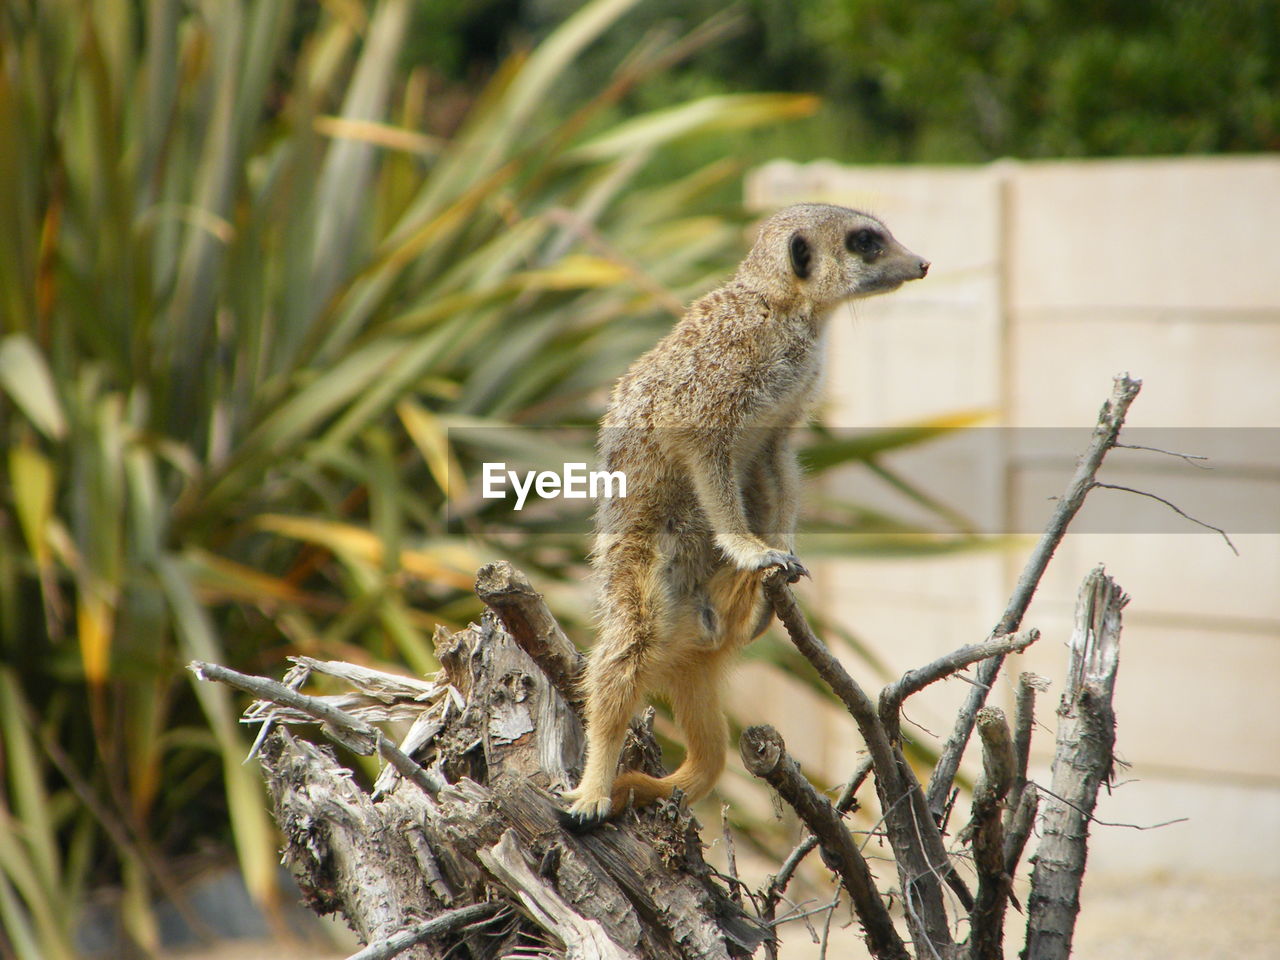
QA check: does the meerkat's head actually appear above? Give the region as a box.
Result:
[737,203,929,312]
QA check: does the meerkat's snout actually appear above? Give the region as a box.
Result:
[917,258,931,278]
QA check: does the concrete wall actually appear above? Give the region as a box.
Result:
[741,156,1280,877]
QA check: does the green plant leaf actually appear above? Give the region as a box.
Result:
[568,93,820,163]
[799,409,994,474]
[8,444,55,569]
[156,556,278,910]
[0,336,66,440]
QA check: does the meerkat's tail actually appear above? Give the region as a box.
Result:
[609,751,725,811]
[608,661,729,813]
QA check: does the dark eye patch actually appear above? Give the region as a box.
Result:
[846,228,884,258]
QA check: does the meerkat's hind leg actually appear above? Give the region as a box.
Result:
[663,654,730,802]
[559,633,650,831]
[589,652,730,821]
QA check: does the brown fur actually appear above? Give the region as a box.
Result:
[562,204,928,825]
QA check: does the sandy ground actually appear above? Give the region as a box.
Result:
[163,871,1280,959]
[774,871,1280,959]
[1049,872,1280,960]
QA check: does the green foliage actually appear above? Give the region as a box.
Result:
[805,0,1280,159]
[0,0,1008,952]
[502,0,1280,168]
[0,0,818,952]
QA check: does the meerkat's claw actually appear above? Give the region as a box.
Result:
[785,559,811,583]
[753,549,809,583]
[558,795,614,833]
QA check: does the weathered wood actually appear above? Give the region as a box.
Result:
[1024,567,1126,960]
[189,659,445,796]
[258,731,445,959]
[200,582,764,960]
[1004,672,1049,835]
[926,374,1142,820]
[474,560,586,708]
[963,708,1015,960]
[740,725,908,960]
[345,902,504,960]
[479,830,636,960]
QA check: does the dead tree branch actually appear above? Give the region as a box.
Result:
[762,573,962,955]
[188,659,445,796]
[761,756,873,937]
[1024,567,1127,960]
[1091,482,1238,554]
[879,630,1039,739]
[962,708,1015,960]
[1005,673,1049,835]
[739,725,909,960]
[474,561,587,706]
[749,377,1147,959]
[926,373,1141,821]
[345,903,506,960]
[1002,784,1038,894]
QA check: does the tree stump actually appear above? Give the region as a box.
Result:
[210,562,766,960]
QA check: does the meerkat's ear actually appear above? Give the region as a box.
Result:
[789,233,811,279]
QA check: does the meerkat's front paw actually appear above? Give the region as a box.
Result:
[747,548,810,583]
[558,789,614,832]
[716,535,805,578]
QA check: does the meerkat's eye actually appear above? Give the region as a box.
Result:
[846,228,884,259]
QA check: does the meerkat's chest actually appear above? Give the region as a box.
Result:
[759,324,827,419]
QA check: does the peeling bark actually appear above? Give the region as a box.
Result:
[200,590,765,960]
[1024,567,1126,960]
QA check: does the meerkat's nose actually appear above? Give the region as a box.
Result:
[917,259,930,278]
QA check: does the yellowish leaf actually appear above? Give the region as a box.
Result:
[313,114,442,155]
[184,549,311,605]
[254,515,476,589]
[76,588,114,684]
[397,399,463,500]
[514,254,631,291]
[0,335,66,440]
[9,444,55,569]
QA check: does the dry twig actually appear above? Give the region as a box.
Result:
[926,373,1142,820]
[740,725,909,960]
[188,659,445,796]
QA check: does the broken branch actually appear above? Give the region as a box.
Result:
[344,902,505,960]
[188,659,445,796]
[926,373,1142,820]
[965,708,1015,960]
[740,725,909,960]
[879,630,1040,737]
[475,561,587,706]
[1024,567,1126,960]
[1005,672,1049,833]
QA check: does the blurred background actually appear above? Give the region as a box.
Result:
[1,1,1276,957]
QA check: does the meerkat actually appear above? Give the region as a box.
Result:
[560,203,929,828]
